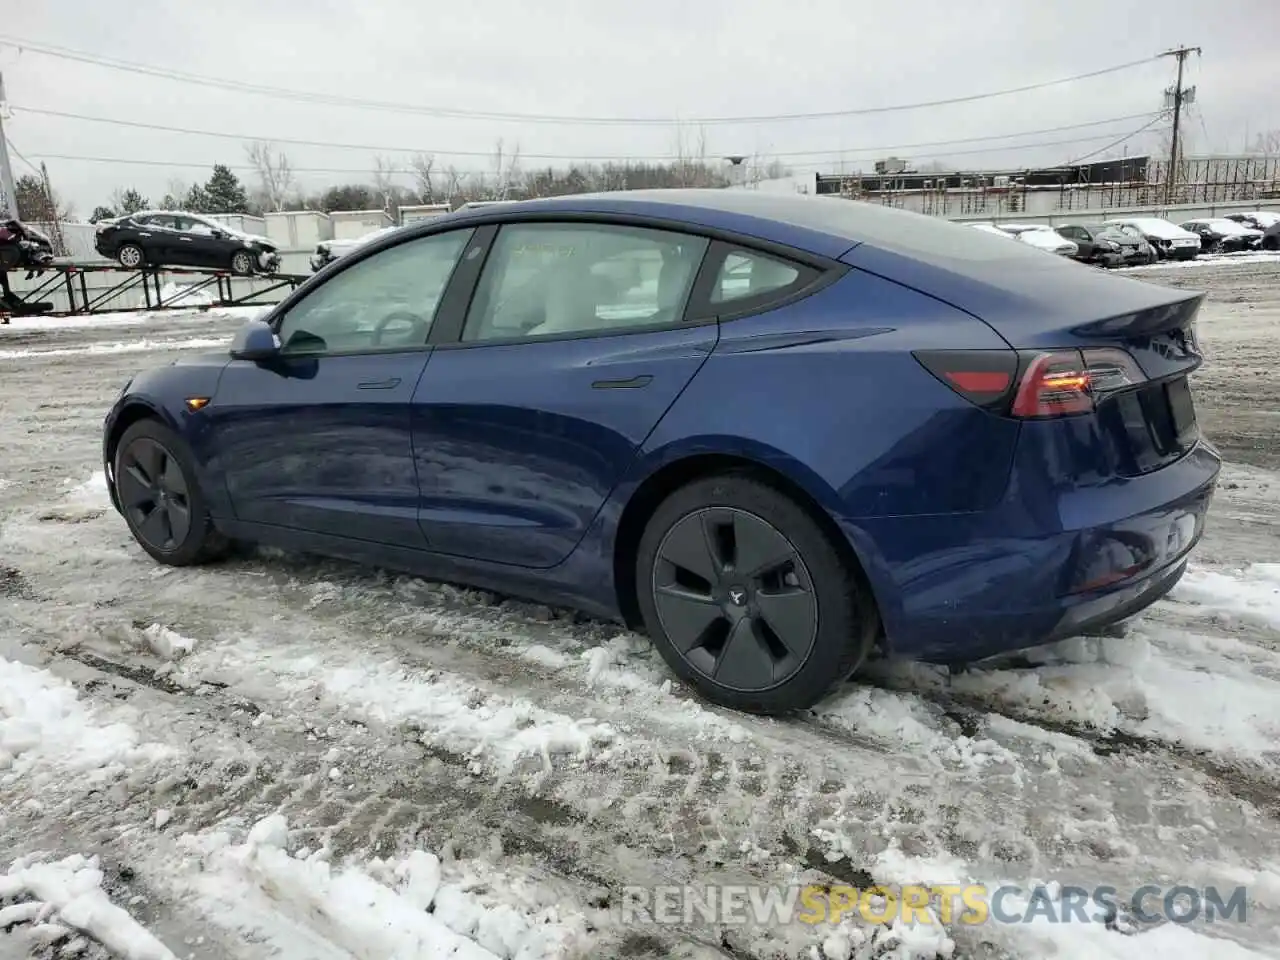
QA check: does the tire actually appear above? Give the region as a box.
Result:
[230,250,255,276]
[112,418,231,566]
[117,244,145,269]
[635,473,877,714]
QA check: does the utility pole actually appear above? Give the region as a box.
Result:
[0,73,18,219]
[1161,45,1201,206]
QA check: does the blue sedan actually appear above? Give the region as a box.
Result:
[102,190,1220,713]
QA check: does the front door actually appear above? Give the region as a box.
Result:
[412,220,715,568]
[206,227,476,548]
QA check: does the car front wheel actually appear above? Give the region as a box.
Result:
[113,419,231,566]
[117,244,145,269]
[635,473,877,714]
[230,250,255,275]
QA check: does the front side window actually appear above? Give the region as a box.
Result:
[461,223,708,342]
[276,228,473,356]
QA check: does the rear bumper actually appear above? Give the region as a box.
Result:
[845,440,1221,663]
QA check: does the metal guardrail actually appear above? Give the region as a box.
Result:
[0,262,309,323]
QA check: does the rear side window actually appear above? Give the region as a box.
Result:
[711,250,802,304]
[690,241,821,320]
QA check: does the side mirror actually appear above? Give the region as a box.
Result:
[229,319,280,361]
[211,229,227,239]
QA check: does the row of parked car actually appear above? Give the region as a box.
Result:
[971,210,1280,266]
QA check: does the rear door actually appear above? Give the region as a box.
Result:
[410,219,714,567]
[207,227,476,548]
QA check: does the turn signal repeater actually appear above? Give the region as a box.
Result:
[185,397,211,412]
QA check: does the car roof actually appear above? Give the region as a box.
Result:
[433,188,1027,260]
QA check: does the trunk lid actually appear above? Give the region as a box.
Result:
[844,243,1207,476]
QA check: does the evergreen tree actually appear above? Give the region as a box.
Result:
[183,183,210,213]
[89,205,117,223]
[202,164,249,213]
[117,188,149,213]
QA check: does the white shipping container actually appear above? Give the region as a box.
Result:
[265,210,333,249]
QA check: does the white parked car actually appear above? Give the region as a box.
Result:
[1103,217,1201,261]
[1223,210,1280,232]
[968,222,1015,238]
[992,223,1079,256]
[310,226,403,272]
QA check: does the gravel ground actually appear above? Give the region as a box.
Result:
[2,258,1279,959]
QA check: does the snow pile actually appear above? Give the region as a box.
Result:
[140,624,198,661]
[149,281,217,308]
[1171,563,1280,631]
[178,815,590,959]
[206,635,620,773]
[815,686,1020,773]
[0,655,172,788]
[1,853,175,959]
[0,337,228,360]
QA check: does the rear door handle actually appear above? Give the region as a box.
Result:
[357,377,402,390]
[591,375,653,390]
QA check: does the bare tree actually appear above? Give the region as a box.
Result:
[440,165,469,207]
[410,153,436,204]
[246,141,294,212]
[1249,129,1280,155]
[488,139,522,201]
[371,154,402,217]
[671,123,712,187]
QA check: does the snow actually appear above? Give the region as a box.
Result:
[0,655,173,786]
[1,854,175,960]
[1124,251,1280,271]
[0,336,228,360]
[0,305,267,332]
[170,815,589,960]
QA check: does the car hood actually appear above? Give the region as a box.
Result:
[1111,220,1199,241]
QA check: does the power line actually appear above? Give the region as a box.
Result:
[12,104,1165,162]
[25,128,1159,179]
[1064,114,1169,165]
[0,35,1160,126]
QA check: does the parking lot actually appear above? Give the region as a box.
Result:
[2,256,1279,959]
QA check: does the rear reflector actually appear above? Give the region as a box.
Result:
[914,347,1150,419]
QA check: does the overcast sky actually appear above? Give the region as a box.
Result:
[6,0,1278,214]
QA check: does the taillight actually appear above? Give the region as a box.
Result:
[1011,351,1093,417]
[913,350,1018,412]
[914,347,1147,419]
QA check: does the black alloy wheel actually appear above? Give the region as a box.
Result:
[117,435,192,552]
[113,419,230,566]
[636,473,877,714]
[652,507,817,692]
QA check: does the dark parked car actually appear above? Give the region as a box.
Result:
[1053,223,1153,267]
[101,190,1219,714]
[1178,218,1263,253]
[0,219,55,272]
[0,219,56,316]
[1263,221,1280,251]
[95,211,280,275]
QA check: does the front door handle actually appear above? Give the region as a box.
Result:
[357,377,402,390]
[591,374,653,390]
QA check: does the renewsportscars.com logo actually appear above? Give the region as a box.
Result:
[619,883,1249,927]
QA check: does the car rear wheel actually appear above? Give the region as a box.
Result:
[117,244,145,269]
[113,419,230,566]
[230,250,255,276]
[635,473,876,714]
